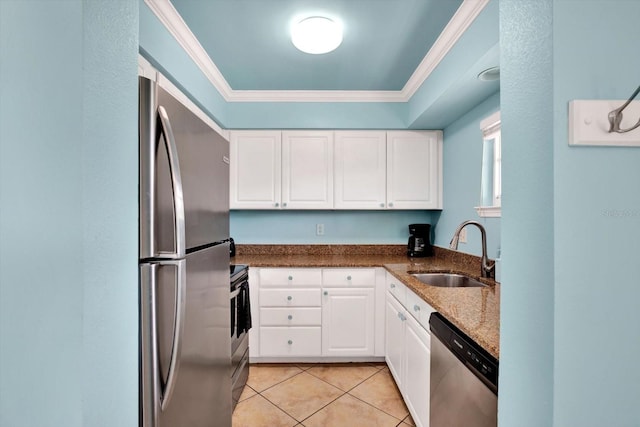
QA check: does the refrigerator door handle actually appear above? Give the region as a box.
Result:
[140,263,160,427]
[157,105,186,258]
[160,258,186,411]
[140,259,187,427]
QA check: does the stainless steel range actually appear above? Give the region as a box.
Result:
[230,264,250,409]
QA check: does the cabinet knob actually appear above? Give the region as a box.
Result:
[274,202,279,207]
[288,340,293,345]
[287,314,293,320]
[397,312,406,321]
[287,295,292,301]
[390,283,396,289]
[323,291,328,296]
[288,275,293,281]
[346,275,352,281]
[414,305,421,312]
[388,202,394,208]
[283,202,288,208]
[380,203,385,208]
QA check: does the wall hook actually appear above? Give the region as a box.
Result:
[608,85,640,133]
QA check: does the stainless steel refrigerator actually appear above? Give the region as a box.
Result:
[139,76,231,427]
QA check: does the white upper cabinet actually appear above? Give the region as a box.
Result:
[387,131,443,210]
[336,130,442,210]
[231,129,442,210]
[334,131,387,209]
[230,131,282,209]
[282,131,334,209]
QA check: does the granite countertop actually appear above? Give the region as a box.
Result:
[233,244,500,359]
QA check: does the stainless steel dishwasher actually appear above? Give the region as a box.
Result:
[429,312,498,427]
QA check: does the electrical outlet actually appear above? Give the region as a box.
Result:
[459,228,467,243]
[316,223,325,236]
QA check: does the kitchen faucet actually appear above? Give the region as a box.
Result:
[449,220,495,278]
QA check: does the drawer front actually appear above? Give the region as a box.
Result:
[260,307,322,326]
[387,275,407,305]
[322,268,376,287]
[259,288,321,307]
[260,327,322,356]
[259,268,322,287]
[406,288,436,330]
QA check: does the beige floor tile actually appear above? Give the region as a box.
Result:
[349,369,409,420]
[302,394,399,427]
[232,394,297,427]
[306,363,380,391]
[238,384,257,402]
[402,412,416,426]
[262,372,344,421]
[295,363,317,371]
[247,364,303,392]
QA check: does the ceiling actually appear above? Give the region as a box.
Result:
[170,0,464,91]
[148,0,499,128]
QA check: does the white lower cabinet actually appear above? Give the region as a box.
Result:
[385,296,405,386]
[404,311,431,427]
[260,326,322,356]
[322,287,375,357]
[250,267,383,360]
[385,272,433,427]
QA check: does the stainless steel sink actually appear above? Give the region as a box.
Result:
[411,272,488,288]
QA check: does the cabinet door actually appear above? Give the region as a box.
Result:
[230,131,282,209]
[322,287,375,357]
[385,295,405,387]
[404,314,431,427]
[334,131,387,209]
[387,131,442,209]
[282,131,334,209]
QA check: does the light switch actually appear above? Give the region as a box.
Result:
[569,100,640,147]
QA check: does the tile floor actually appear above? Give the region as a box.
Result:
[233,363,415,427]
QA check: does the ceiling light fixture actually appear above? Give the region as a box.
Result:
[477,66,500,81]
[291,16,343,55]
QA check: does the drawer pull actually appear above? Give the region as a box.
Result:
[323,291,328,296]
[347,275,352,281]
[390,283,396,289]
[288,275,293,281]
[287,295,292,301]
[287,315,293,320]
[287,340,293,345]
[414,305,421,312]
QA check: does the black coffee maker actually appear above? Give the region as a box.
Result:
[408,224,433,257]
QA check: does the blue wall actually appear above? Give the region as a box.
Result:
[231,210,438,244]
[500,1,640,426]
[0,1,139,426]
[434,92,501,258]
[499,1,555,425]
[552,1,640,425]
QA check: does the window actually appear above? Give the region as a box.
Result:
[476,111,501,217]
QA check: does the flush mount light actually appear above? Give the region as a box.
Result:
[291,16,343,54]
[477,66,500,81]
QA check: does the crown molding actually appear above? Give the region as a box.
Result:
[401,0,491,99]
[144,0,488,103]
[144,0,234,101]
